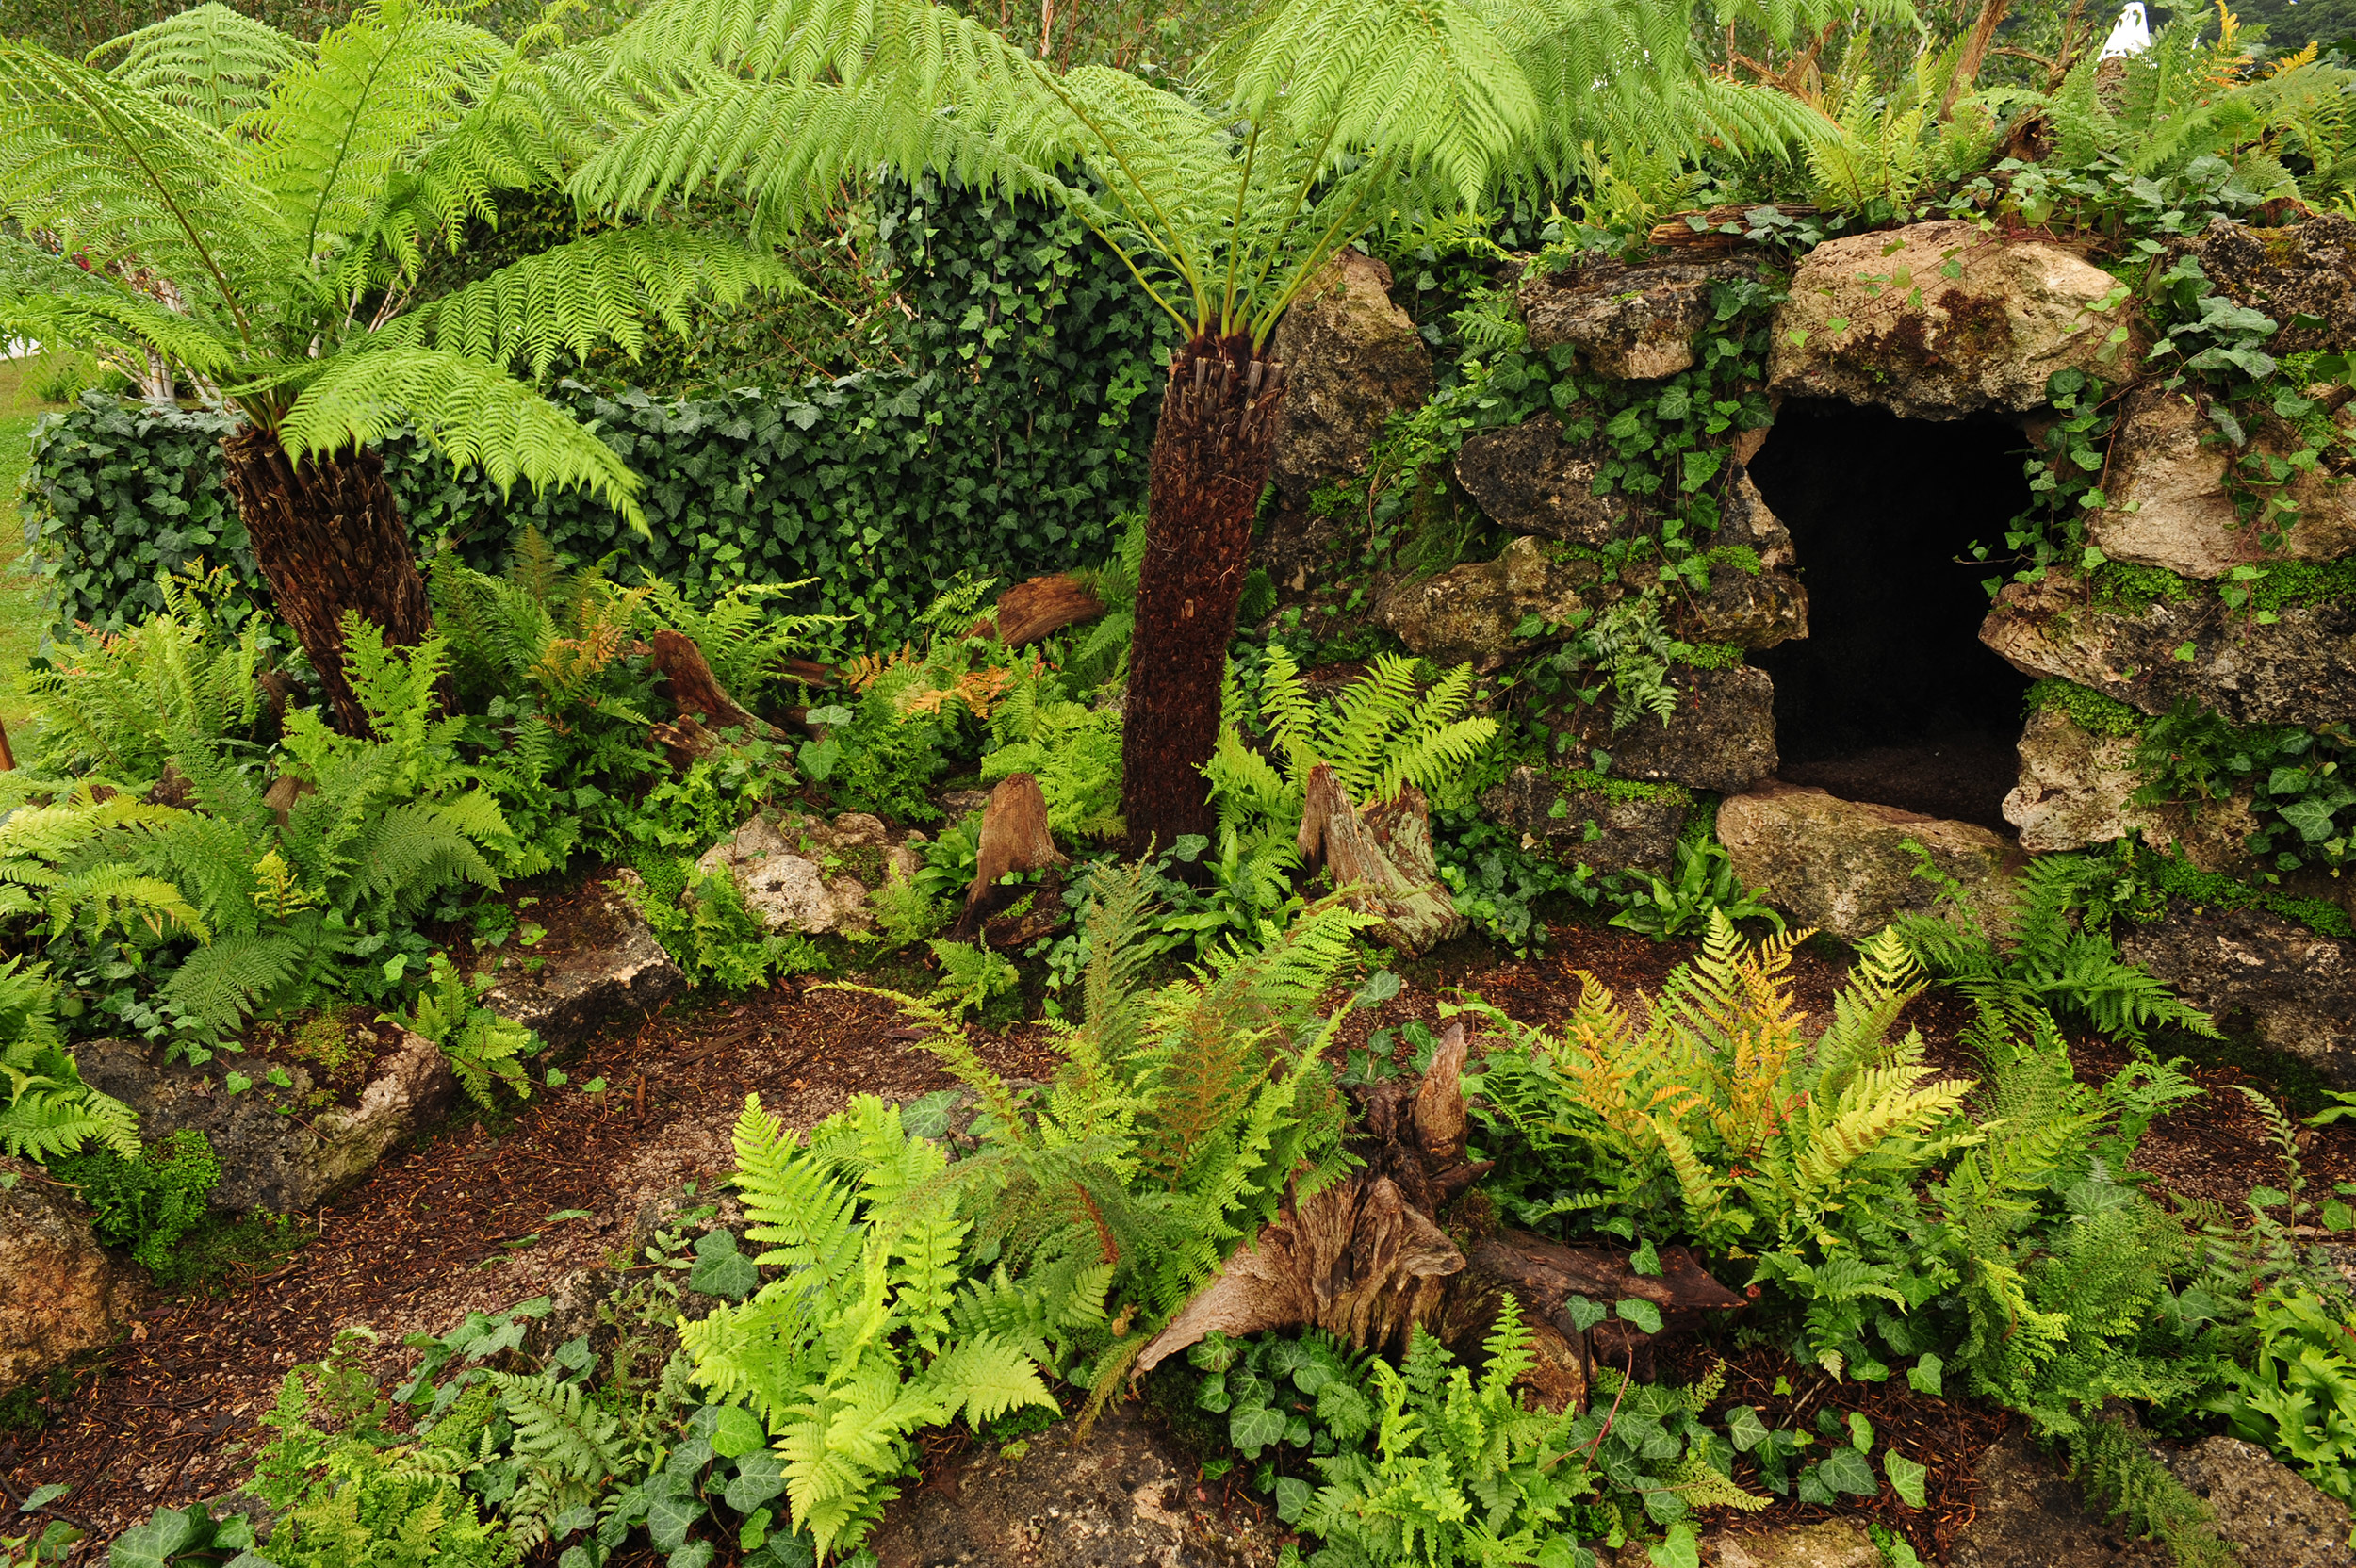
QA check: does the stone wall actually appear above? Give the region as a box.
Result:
[1261,217,2356,1080]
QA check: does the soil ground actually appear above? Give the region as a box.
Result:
[2,906,2345,1563]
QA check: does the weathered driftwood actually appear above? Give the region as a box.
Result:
[1646,203,1817,254]
[648,711,717,775]
[1138,1021,1746,1410]
[1295,764,1463,956]
[953,773,1069,941]
[987,575,1105,647]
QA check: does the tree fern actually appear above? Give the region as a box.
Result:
[0,1,797,542]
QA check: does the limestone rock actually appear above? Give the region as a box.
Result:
[1373,537,1600,672]
[1981,568,2356,728]
[2171,214,2356,357]
[1549,665,1779,794]
[1717,781,2021,943]
[1479,765,1687,874]
[2096,385,2356,577]
[2119,906,2356,1088]
[2157,1435,2356,1568]
[1270,249,1433,503]
[1705,1521,1881,1568]
[1769,220,2136,418]
[866,1403,1289,1567]
[1521,255,1765,380]
[1453,414,1641,545]
[1676,466,1808,650]
[1950,1431,2169,1568]
[75,1030,457,1214]
[482,881,687,1051]
[2002,706,2262,872]
[695,810,925,938]
[0,1158,140,1396]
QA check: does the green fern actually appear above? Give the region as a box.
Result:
[0,957,139,1161]
[682,1092,1057,1560]
[86,3,311,129]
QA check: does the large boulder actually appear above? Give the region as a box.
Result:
[695,810,926,938]
[1269,249,1432,504]
[2119,906,2356,1087]
[76,1027,458,1214]
[1453,414,1642,545]
[0,1157,140,1396]
[1950,1431,2169,1567]
[1479,765,1687,874]
[1717,781,2021,943]
[1373,536,1600,672]
[1547,665,1779,794]
[2170,214,2356,357]
[1769,220,2135,418]
[2095,385,2356,577]
[866,1403,1289,1567]
[2157,1435,2356,1568]
[2003,705,2261,870]
[1676,466,1809,650]
[1520,255,1765,380]
[482,879,688,1051]
[1981,568,2356,728]
[1705,1522,1882,1568]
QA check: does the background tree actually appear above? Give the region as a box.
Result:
[0,0,790,730]
[568,0,1819,850]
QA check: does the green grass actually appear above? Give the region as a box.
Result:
[0,354,71,736]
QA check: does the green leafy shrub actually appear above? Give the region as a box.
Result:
[48,1128,218,1272]
[1607,838,1782,941]
[383,954,535,1110]
[980,667,1125,841]
[2206,1286,2356,1509]
[623,858,825,992]
[0,956,138,1160]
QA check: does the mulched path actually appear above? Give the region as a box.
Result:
[4,913,2346,1562]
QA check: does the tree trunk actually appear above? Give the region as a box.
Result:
[218,425,432,736]
[1940,0,2013,118]
[1120,335,1286,855]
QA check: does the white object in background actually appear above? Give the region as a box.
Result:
[2101,2,2152,57]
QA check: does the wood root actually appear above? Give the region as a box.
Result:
[985,575,1104,647]
[1296,765,1463,956]
[953,773,1069,940]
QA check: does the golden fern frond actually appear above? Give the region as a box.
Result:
[1792,1068,1974,1193]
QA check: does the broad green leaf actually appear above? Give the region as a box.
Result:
[1819,1445,1879,1496]
[1885,1449,1929,1509]
[1615,1298,1663,1334]
[711,1403,769,1459]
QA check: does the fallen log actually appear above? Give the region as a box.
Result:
[1138,1021,1746,1410]
[981,575,1104,647]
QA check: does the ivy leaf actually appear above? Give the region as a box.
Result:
[723,1447,788,1511]
[646,1489,707,1551]
[1647,1522,1701,1568]
[1615,1298,1663,1334]
[1847,1412,1874,1451]
[1908,1354,1944,1396]
[688,1230,761,1300]
[1725,1405,1769,1452]
[110,1508,203,1568]
[1885,1450,1930,1509]
[668,1543,715,1568]
[1820,1446,1880,1495]
[901,1089,961,1140]
[1629,1238,1661,1276]
[1231,1403,1287,1457]
[710,1404,769,1460]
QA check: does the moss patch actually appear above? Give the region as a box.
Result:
[2026,678,2146,739]
[2247,557,2356,613]
[1548,766,1693,808]
[2091,562,2197,616]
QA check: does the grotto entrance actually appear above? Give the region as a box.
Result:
[1744,399,2036,834]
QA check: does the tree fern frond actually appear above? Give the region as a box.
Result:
[273,344,647,531]
[89,3,310,129]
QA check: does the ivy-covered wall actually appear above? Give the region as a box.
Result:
[17,182,1176,646]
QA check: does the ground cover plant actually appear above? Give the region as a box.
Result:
[10,0,2356,1565]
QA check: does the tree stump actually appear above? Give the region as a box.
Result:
[1296,764,1463,956]
[647,629,767,734]
[953,774,1069,941]
[1137,1021,1746,1410]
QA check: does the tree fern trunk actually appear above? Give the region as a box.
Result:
[219,425,431,736]
[1120,334,1286,854]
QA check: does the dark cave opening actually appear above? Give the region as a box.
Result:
[1743,399,2037,834]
